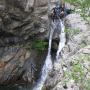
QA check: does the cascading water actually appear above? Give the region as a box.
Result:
[33,25,54,90]
[56,20,66,60]
[33,19,66,90]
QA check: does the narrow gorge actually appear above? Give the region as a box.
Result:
[0,0,90,90]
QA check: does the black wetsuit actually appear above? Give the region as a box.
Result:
[51,6,72,22]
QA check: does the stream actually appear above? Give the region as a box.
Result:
[33,19,66,90]
[0,19,65,90]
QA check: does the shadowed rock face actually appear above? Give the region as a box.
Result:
[0,46,32,84]
[0,0,82,88]
[0,0,49,85]
[0,0,74,46]
[5,0,27,11]
[0,46,47,85]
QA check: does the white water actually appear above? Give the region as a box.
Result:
[33,26,54,90]
[56,20,66,60]
[33,19,65,90]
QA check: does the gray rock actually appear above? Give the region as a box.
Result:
[0,46,47,85]
[25,0,34,12]
[34,0,48,7]
[5,0,27,11]
[65,13,88,32]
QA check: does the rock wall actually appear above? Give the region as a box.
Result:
[0,0,49,85]
[0,0,74,86]
[34,0,48,7]
[0,0,89,90]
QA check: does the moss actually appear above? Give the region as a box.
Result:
[31,40,48,52]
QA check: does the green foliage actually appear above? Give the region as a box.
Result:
[64,60,85,83]
[32,40,48,51]
[71,61,85,83]
[65,28,80,36]
[65,0,82,5]
[84,79,90,90]
[65,0,90,22]
[23,40,48,52]
[64,54,90,89]
[65,0,90,8]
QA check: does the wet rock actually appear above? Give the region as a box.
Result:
[0,46,47,85]
[0,1,49,85]
[0,46,31,84]
[0,12,48,46]
[45,61,64,90]
[0,0,89,89]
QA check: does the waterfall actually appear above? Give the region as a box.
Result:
[56,20,66,60]
[33,19,65,90]
[33,25,54,90]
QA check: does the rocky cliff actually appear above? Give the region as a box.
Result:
[0,0,49,85]
[0,0,90,90]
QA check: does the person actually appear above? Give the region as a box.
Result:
[50,2,64,22]
[50,2,71,22]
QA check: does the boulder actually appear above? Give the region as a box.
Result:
[65,13,88,32]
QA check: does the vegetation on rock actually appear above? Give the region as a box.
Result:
[64,54,90,90]
[65,0,90,22]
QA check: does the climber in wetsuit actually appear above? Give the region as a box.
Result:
[50,2,64,22]
[50,2,71,22]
